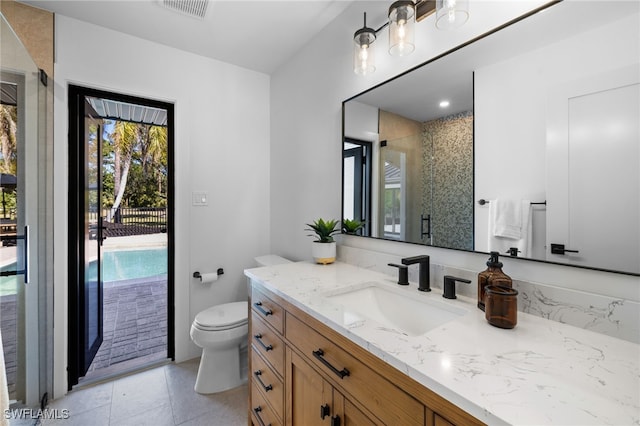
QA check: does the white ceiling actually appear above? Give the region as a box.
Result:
[20,0,354,74]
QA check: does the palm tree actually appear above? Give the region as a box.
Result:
[108,121,137,221]
[0,105,17,174]
[107,121,168,220]
[141,125,167,174]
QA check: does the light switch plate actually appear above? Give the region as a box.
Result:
[192,191,208,206]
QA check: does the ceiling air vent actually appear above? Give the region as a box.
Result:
[162,0,209,19]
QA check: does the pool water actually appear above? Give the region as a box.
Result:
[92,248,167,282]
[0,271,17,296]
[0,248,167,295]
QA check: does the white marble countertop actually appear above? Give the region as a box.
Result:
[245,261,640,426]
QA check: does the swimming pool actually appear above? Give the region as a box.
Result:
[0,265,17,296]
[0,247,167,295]
[92,247,168,282]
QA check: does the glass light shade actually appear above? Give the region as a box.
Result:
[353,28,376,75]
[388,1,415,56]
[436,0,469,30]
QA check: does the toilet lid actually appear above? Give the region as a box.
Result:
[194,301,248,330]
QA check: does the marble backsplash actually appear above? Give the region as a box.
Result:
[338,245,640,344]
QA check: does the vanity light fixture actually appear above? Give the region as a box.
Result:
[439,100,450,108]
[353,12,377,75]
[388,1,416,56]
[352,0,469,75]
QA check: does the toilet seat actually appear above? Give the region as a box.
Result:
[193,301,248,331]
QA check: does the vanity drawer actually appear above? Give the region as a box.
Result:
[251,347,284,420]
[252,287,284,334]
[251,382,283,426]
[252,312,285,377]
[286,312,423,426]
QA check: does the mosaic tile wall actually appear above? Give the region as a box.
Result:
[422,111,474,250]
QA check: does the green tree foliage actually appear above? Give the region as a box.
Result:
[102,120,167,214]
[0,105,18,219]
[0,105,17,174]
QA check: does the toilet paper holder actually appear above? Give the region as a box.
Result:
[193,268,224,281]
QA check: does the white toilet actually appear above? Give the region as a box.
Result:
[190,255,291,394]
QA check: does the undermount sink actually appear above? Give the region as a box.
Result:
[323,282,467,336]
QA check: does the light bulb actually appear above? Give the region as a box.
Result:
[398,19,406,39]
[436,0,468,30]
[447,0,458,24]
[359,46,369,70]
[353,16,376,75]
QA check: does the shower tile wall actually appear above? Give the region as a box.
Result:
[422,111,473,250]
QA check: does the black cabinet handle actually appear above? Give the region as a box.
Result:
[331,415,341,426]
[254,334,273,351]
[253,370,273,392]
[320,404,330,420]
[253,406,271,426]
[551,243,580,255]
[312,349,349,379]
[254,301,273,316]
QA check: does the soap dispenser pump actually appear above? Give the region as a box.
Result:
[477,251,512,311]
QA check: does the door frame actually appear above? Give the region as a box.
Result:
[343,138,372,236]
[67,85,175,389]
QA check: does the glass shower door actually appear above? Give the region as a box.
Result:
[0,13,45,407]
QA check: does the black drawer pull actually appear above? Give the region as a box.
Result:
[312,349,350,379]
[253,370,273,392]
[254,334,273,352]
[320,403,330,420]
[254,301,273,316]
[332,415,341,426]
[253,406,271,426]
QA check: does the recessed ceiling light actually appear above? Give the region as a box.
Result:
[439,100,450,108]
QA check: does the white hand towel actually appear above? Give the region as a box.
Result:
[488,200,532,257]
[492,198,522,239]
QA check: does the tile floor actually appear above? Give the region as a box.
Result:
[22,359,247,426]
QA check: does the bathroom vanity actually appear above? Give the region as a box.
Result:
[245,261,639,425]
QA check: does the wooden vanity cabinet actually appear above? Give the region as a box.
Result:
[288,348,377,426]
[249,282,485,426]
[250,288,286,426]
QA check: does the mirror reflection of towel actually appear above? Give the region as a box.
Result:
[493,199,522,239]
[488,199,532,257]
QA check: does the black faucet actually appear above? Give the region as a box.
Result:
[388,263,409,285]
[443,275,471,299]
[401,255,430,292]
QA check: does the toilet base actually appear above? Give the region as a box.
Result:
[194,345,246,394]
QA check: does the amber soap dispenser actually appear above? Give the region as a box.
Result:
[477,251,512,311]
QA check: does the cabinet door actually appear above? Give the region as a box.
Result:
[289,349,333,425]
[333,390,380,426]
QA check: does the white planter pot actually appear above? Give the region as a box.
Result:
[312,241,336,265]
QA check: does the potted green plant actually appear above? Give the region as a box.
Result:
[306,218,340,264]
[342,218,365,235]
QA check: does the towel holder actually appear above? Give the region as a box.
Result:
[478,199,546,206]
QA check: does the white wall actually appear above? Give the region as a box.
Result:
[270,0,639,307]
[344,100,378,141]
[53,15,270,397]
